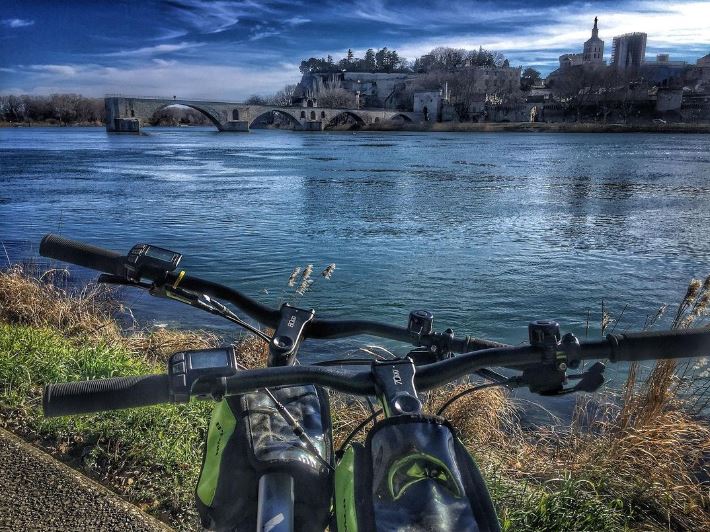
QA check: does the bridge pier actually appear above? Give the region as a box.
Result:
[222,120,249,132]
[109,118,140,133]
[301,120,324,131]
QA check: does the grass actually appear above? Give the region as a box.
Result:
[1,265,709,530]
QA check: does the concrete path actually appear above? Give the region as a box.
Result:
[0,427,173,531]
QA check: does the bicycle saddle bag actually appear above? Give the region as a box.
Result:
[334,415,500,532]
[196,385,333,531]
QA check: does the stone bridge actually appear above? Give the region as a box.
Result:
[104,96,417,133]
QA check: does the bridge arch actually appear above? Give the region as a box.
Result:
[151,102,223,129]
[248,109,302,129]
[324,111,366,129]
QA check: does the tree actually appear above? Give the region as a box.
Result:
[549,66,604,122]
[0,95,27,122]
[245,94,267,105]
[347,49,354,63]
[375,47,389,71]
[521,68,542,90]
[49,93,83,125]
[317,88,356,108]
[364,49,376,71]
[269,84,297,106]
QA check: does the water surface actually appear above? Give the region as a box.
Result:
[2,127,709,404]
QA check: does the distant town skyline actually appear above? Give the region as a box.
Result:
[1,0,708,99]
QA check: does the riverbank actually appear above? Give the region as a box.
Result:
[0,120,103,128]
[361,120,710,133]
[1,266,708,530]
[4,120,710,133]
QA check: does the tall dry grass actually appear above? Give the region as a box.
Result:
[0,265,219,360]
[2,265,709,529]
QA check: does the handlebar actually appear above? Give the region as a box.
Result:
[39,234,504,352]
[43,328,710,417]
[40,234,128,278]
[43,374,170,417]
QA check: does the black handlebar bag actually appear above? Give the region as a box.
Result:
[196,385,333,531]
[334,415,500,532]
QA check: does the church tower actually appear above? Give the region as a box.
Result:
[583,17,604,64]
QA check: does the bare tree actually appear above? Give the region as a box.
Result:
[245,95,267,105]
[317,88,356,108]
[268,84,297,106]
[0,95,27,122]
[549,67,605,122]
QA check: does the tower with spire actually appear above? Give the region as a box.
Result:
[583,17,605,64]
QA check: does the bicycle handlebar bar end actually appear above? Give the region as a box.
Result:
[40,233,128,278]
[43,374,171,417]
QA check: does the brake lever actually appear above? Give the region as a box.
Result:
[567,362,606,393]
[517,361,606,396]
[97,273,152,289]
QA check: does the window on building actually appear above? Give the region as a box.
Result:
[310,110,316,120]
[300,110,306,118]
[232,109,239,120]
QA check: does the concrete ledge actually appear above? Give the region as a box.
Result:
[0,428,173,531]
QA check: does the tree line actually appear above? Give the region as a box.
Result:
[299,45,513,75]
[0,94,105,125]
[0,93,231,126]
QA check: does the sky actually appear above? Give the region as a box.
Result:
[1,0,709,100]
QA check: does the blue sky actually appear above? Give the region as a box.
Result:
[1,0,708,99]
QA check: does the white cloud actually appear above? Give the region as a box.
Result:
[394,1,710,68]
[167,0,268,34]
[284,16,310,26]
[27,64,78,76]
[152,58,178,67]
[250,30,280,41]
[104,41,206,57]
[2,18,34,28]
[153,28,189,41]
[3,61,300,100]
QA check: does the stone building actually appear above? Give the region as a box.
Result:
[611,33,647,70]
[468,66,522,94]
[295,71,417,108]
[413,91,441,121]
[295,65,520,113]
[558,18,606,70]
[559,53,584,69]
[583,17,605,64]
[340,72,416,107]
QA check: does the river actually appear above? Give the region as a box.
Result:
[1,127,709,415]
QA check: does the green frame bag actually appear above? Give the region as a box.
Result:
[334,415,500,532]
[196,384,333,531]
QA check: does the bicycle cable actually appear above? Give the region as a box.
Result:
[435,382,510,416]
[336,408,383,459]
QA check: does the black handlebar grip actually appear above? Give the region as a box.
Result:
[43,374,171,417]
[607,328,710,362]
[40,234,127,277]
